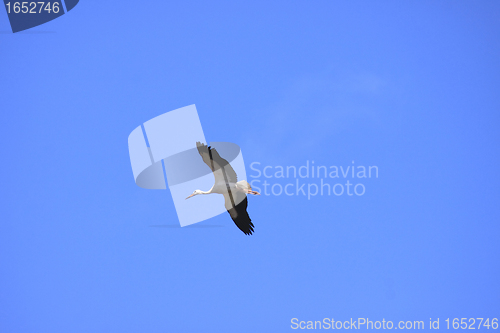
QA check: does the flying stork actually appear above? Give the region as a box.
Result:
[185,142,260,235]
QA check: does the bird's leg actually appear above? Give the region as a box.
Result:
[246,189,260,195]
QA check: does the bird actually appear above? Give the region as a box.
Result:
[185,142,260,235]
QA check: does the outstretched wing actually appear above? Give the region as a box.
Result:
[196,142,254,235]
[196,142,238,184]
[224,192,254,235]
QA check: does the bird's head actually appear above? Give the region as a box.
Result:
[186,189,203,200]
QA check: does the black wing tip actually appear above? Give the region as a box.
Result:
[196,141,213,152]
[240,222,255,235]
[196,141,209,152]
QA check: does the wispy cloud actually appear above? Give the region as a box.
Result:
[243,68,396,164]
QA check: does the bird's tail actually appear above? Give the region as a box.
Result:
[237,180,260,195]
[237,180,252,190]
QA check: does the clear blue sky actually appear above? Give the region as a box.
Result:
[1,1,499,332]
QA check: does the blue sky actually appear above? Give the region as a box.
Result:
[1,1,499,332]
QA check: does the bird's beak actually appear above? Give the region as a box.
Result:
[185,193,196,200]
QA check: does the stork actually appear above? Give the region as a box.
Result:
[185,142,260,235]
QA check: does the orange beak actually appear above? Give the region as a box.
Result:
[185,193,196,200]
